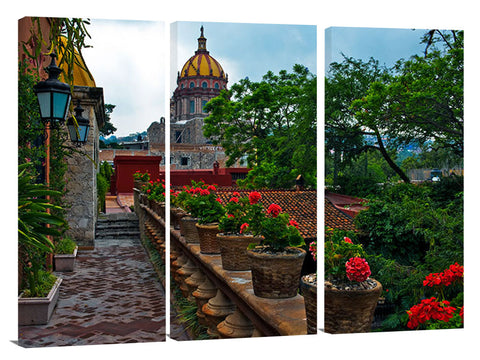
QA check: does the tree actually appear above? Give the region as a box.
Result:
[203,64,316,188]
[351,30,463,169]
[100,103,117,136]
[325,56,396,183]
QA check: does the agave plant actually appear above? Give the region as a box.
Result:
[18,163,66,297]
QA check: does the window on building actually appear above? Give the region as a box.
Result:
[202,81,208,88]
[202,100,208,113]
[189,81,195,88]
[190,100,195,114]
[175,130,182,143]
[181,157,190,166]
[214,82,219,89]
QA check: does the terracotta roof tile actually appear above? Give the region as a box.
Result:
[324,198,356,232]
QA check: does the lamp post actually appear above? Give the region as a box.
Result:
[67,101,90,145]
[33,52,72,269]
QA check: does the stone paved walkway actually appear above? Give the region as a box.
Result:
[18,233,166,347]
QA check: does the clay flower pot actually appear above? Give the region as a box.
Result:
[196,223,221,254]
[247,246,306,298]
[300,273,317,334]
[217,234,261,271]
[180,216,200,243]
[324,278,382,333]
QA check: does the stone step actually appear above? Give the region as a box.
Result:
[95,231,141,239]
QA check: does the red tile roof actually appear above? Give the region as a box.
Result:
[324,198,356,232]
[325,191,368,218]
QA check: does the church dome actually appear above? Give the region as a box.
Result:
[179,26,226,80]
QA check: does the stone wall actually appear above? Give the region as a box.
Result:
[64,86,104,247]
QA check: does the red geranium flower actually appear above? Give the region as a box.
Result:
[345,257,371,282]
[288,219,299,229]
[229,197,239,203]
[267,203,282,217]
[248,191,261,204]
[240,223,249,234]
[344,236,353,243]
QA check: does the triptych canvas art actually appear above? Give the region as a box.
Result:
[16,17,464,351]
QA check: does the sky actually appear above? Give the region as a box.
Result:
[82,19,165,138]
[325,27,429,72]
[82,20,316,137]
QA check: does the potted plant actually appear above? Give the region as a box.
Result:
[170,188,187,230]
[133,170,150,190]
[247,203,306,298]
[18,163,66,325]
[217,191,263,270]
[324,228,382,333]
[142,179,166,217]
[54,236,78,272]
[188,184,225,254]
[300,240,317,334]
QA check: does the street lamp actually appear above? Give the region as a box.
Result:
[67,101,90,144]
[33,52,71,127]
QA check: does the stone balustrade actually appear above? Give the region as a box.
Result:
[133,188,308,338]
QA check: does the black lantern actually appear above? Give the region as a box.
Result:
[33,53,72,126]
[67,102,90,144]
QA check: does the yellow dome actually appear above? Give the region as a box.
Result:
[179,26,225,79]
[57,36,96,87]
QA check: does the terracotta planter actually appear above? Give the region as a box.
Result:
[300,274,317,334]
[54,246,78,272]
[196,223,221,254]
[324,278,382,334]
[18,277,62,325]
[217,234,261,271]
[247,247,306,299]
[181,216,200,243]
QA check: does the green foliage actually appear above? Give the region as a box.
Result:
[55,236,77,254]
[96,172,108,214]
[21,270,57,298]
[254,211,305,251]
[218,193,263,234]
[18,163,66,295]
[100,104,117,136]
[204,64,316,189]
[324,229,366,282]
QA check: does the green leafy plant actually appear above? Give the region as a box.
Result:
[142,179,166,202]
[251,203,304,251]
[218,191,263,235]
[55,236,77,254]
[181,181,224,224]
[324,228,367,283]
[133,170,150,182]
[18,163,66,297]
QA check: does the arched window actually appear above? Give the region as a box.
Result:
[202,100,208,113]
[181,83,184,89]
[202,81,208,88]
[189,81,195,88]
[214,82,219,89]
[190,100,195,114]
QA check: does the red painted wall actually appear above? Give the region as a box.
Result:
[113,155,163,193]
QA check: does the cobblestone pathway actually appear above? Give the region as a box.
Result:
[18,229,166,347]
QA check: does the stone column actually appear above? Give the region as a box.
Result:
[192,276,217,326]
[217,308,255,339]
[64,87,104,247]
[202,290,235,338]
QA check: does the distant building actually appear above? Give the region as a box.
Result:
[147,26,243,170]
